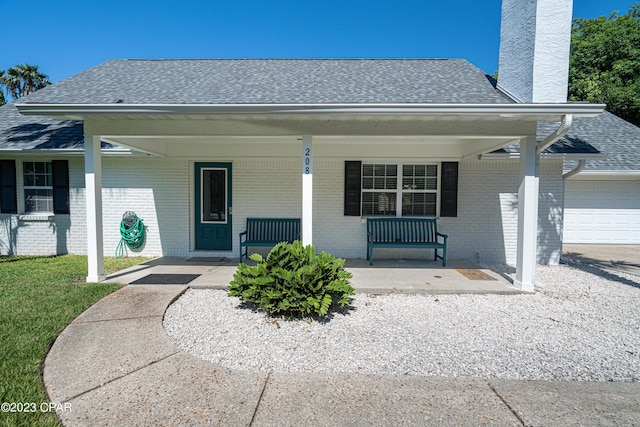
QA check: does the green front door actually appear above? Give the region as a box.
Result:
[195,162,232,250]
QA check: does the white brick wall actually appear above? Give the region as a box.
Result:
[0,155,565,266]
[0,157,85,256]
[100,158,190,257]
[440,160,564,265]
[313,159,364,257]
[311,159,564,265]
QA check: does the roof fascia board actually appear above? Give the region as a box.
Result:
[16,103,606,118]
[565,170,640,179]
[480,152,607,161]
[0,149,133,157]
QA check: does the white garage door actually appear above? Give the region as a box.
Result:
[564,180,640,244]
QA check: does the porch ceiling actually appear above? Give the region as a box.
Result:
[86,113,540,159]
[101,134,521,160]
[17,102,605,160]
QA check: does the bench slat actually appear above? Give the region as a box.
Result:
[367,217,447,266]
[240,218,301,262]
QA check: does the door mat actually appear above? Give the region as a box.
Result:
[456,269,497,281]
[130,274,201,285]
[186,257,227,263]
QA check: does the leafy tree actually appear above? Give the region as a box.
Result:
[569,3,640,125]
[0,64,51,105]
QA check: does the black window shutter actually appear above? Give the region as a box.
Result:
[344,161,362,216]
[440,162,458,217]
[0,160,17,214]
[52,160,70,214]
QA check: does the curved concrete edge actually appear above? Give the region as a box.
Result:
[43,285,189,404]
[43,285,640,426]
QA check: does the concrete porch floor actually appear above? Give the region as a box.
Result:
[105,257,523,294]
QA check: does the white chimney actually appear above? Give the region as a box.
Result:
[497,0,573,103]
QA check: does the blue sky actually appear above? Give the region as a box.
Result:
[1,0,637,83]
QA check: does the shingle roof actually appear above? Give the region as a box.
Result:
[0,102,116,151]
[19,58,512,105]
[561,111,640,171]
[496,112,640,168]
[0,101,84,150]
[497,120,602,156]
[7,58,632,162]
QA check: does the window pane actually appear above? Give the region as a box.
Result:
[24,189,53,213]
[385,177,397,189]
[402,164,438,190]
[23,161,53,189]
[402,192,436,217]
[426,177,437,190]
[363,164,397,189]
[362,192,397,216]
[202,169,226,222]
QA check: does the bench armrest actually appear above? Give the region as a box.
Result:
[436,232,448,244]
[239,230,247,243]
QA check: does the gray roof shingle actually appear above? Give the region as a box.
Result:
[0,102,116,151]
[20,58,512,105]
[0,101,84,150]
[7,58,635,164]
[497,112,640,168]
[497,121,602,156]
[561,111,640,171]
[496,112,640,169]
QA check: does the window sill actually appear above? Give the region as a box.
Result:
[18,214,55,222]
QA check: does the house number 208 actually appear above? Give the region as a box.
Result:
[303,142,312,174]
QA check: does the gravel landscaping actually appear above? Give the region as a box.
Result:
[163,262,640,382]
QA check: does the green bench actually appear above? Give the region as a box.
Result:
[367,217,448,266]
[239,218,301,262]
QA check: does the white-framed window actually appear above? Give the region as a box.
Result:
[23,161,53,213]
[361,163,439,217]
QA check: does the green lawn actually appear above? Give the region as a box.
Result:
[0,255,149,427]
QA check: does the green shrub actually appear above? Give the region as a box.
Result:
[228,241,354,319]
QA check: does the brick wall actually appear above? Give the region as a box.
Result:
[439,160,564,265]
[0,156,565,265]
[310,159,563,265]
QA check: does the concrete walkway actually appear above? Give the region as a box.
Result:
[104,257,522,294]
[563,244,640,276]
[44,285,640,426]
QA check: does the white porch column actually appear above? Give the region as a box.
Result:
[302,136,313,246]
[85,135,105,282]
[515,136,539,291]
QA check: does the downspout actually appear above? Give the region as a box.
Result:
[536,114,573,155]
[563,160,586,181]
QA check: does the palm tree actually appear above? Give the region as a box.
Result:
[0,70,6,106]
[0,64,51,103]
